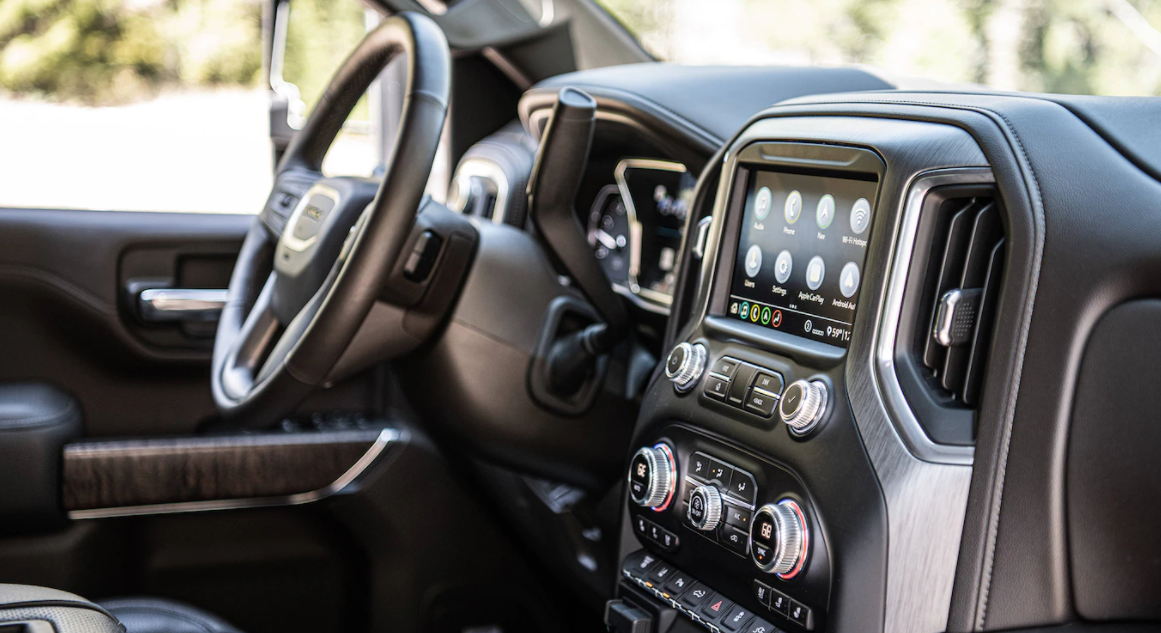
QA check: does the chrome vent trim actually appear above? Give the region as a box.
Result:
[874,168,994,466]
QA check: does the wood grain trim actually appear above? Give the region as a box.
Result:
[62,429,386,512]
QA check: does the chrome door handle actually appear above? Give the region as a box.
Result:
[138,289,229,322]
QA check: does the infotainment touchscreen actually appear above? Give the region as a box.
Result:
[727,169,878,348]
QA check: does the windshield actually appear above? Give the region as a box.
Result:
[596,0,1161,96]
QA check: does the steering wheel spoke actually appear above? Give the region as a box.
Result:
[221,273,280,400]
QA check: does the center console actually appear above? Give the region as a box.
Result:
[612,115,1002,633]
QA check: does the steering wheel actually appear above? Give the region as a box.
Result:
[211,12,450,428]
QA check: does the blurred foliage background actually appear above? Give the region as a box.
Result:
[0,0,366,105]
[598,0,1161,96]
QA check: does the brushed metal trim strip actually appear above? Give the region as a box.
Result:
[68,428,401,520]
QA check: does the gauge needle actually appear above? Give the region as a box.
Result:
[595,229,618,250]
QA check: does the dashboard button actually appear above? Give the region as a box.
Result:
[623,550,660,579]
[688,485,722,531]
[769,590,791,617]
[725,505,753,529]
[727,471,758,505]
[720,525,749,555]
[744,387,778,417]
[746,617,777,633]
[632,515,650,539]
[752,581,773,607]
[753,371,784,394]
[788,601,813,629]
[728,364,758,405]
[706,459,734,486]
[699,594,734,623]
[648,561,677,585]
[688,453,711,482]
[721,605,756,632]
[665,571,695,596]
[679,582,711,609]
[704,374,730,401]
[712,357,740,378]
[666,342,706,392]
[648,523,680,552]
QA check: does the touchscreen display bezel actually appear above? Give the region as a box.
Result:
[706,142,885,354]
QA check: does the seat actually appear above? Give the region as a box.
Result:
[97,597,243,633]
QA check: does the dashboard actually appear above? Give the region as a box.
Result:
[443,63,1161,633]
[588,159,696,312]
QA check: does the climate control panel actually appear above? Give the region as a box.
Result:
[623,426,828,632]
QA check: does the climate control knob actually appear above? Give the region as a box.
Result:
[779,380,828,435]
[750,500,809,578]
[665,342,706,392]
[687,484,723,531]
[628,444,676,510]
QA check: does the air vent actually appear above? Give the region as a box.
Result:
[448,157,510,225]
[460,175,500,220]
[917,191,1006,407]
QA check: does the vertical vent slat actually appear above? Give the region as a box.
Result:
[915,189,1007,411]
[961,239,1006,406]
[922,200,982,370]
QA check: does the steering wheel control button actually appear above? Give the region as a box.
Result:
[720,525,749,556]
[666,342,706,393]
[750,501,809,578]
[628,444,676,510]
[687,484,722,531]
[779,380,828,436]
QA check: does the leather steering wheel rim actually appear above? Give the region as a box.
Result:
[211,12,450,428]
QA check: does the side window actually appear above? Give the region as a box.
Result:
[0,0,375,214]
[0,0,271,213]
[276,0,380,178]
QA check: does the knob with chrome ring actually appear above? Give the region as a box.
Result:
[665,342,706,392]
[779,379,828,435]
[627,444,676,511]
[687,484,723,531]
[750,499,809,578]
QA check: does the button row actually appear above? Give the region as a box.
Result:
[753,581,814,630]
[687,452,758,505]
[631,514,680,552]
[704,356,785,418]
[622,550,782,633]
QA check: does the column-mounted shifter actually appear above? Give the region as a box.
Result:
[628,444,676,511]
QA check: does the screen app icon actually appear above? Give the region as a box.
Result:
[755,187,772,220]
[850,197,871,234]
[816,194,835,229]
[784,190,802,224]
[774,250,792,284]
[744,244,763,278]
[806,256,825,290]
[840,262,861,298]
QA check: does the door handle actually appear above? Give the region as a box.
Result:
[138,288,229,322]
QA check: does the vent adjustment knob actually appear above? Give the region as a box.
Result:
[779,380,828,435]
[665,342,706,392]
